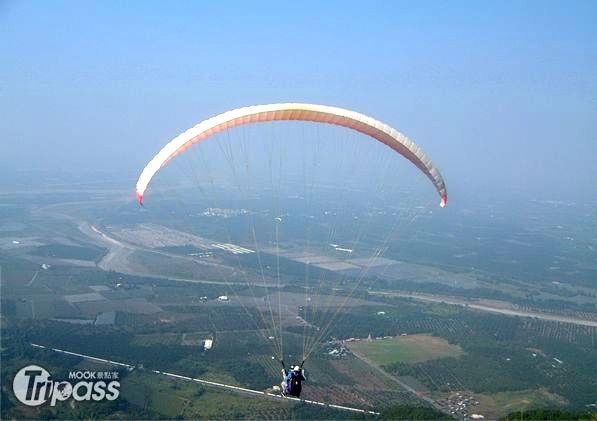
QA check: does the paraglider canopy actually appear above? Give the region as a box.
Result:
[135,103,447,207]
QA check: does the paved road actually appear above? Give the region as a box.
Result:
[370,291,597,327]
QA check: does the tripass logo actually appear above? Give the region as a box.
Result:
[12,365,120,407]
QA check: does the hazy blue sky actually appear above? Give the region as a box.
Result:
[1,0,596,199]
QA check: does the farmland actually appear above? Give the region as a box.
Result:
[1,183,597,419]
[473,389,567,419]
[348,334,464,365]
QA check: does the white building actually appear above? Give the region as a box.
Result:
[203,338,213,350]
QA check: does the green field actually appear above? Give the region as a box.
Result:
[120,369,319,419]
[475,388,568,418]
[348,334,464,365]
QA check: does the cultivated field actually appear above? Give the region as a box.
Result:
[473,388,568,418]
[348,334,464,365]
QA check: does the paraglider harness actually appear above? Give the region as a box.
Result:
[280,360,306,398]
